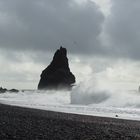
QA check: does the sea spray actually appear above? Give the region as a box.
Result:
[1,81,140,120]
[71,82,110,105]
[71,80,140,108]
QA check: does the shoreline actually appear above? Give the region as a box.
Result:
[1,101,140,122]
[0,103,140,139]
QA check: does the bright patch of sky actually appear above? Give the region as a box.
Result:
[75,0,111,16]
[92,0,111,16]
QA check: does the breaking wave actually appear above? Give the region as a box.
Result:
[71,82,140,108]
[1,79,140,120]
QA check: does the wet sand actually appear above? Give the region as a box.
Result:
[0,103,140,140]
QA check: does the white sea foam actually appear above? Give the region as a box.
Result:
[0,82,140,121]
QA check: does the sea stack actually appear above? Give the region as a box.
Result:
[38,47,76,90]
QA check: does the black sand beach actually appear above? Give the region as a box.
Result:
[0,104,140,140]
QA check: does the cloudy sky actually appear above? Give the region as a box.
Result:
[0,0,140,90]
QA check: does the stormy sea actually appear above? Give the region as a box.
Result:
[0,85,140,121]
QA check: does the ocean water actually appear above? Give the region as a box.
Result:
[0,85,140,121]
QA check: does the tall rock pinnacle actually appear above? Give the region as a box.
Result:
[38,47,76,90]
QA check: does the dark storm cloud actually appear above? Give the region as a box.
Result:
[0,0,104,54]
[105,0,140,59]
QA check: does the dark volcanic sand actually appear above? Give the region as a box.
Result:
[0,104,140,140]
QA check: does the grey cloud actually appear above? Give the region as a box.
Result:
[105,0,140,59]
[0,0,104,54]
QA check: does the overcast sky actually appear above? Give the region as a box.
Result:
[0,0,140,90]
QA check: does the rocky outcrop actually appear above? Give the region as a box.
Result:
[38,47,76,90]
[9,89,19,93]
[0,87,19,93]
[0,87,7,93]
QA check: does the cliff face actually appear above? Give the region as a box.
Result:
[38,47,75,90]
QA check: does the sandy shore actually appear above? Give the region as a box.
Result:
[0,104,140,139]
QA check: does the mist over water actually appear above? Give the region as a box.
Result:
[71,82,110,105]
[70,74,140,108]
[0,76,140,120]
[71,83,140,108]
